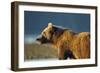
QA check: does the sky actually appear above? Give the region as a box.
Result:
[24,11,90,43]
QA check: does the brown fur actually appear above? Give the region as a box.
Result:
[37,23,90,59]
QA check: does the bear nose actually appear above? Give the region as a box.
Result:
[36,38,40,41]
[36,35,42,40]
[36,35,44,41]
[36,37,42,41]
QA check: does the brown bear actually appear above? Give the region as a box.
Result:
[36,23,90,60]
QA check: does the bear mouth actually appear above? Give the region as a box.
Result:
[36,36,51,44]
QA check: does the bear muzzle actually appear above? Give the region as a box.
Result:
[36,35,51,44]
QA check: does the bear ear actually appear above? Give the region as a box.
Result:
[48,22,53,27]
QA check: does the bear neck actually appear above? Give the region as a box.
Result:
[51,29,77,49]
[51,29,64,40]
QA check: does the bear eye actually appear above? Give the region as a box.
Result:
[49,30,52,33]
[49,30,54,35]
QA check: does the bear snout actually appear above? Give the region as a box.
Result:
[36,36,43,43]
[36,38,41,41]
[36,36,46,44]
[36,35,51,44]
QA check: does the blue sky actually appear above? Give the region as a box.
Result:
[24,11,90,43]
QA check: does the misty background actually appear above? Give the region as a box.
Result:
[24,11,90,44]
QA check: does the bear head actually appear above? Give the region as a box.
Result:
[36,22,64,44]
